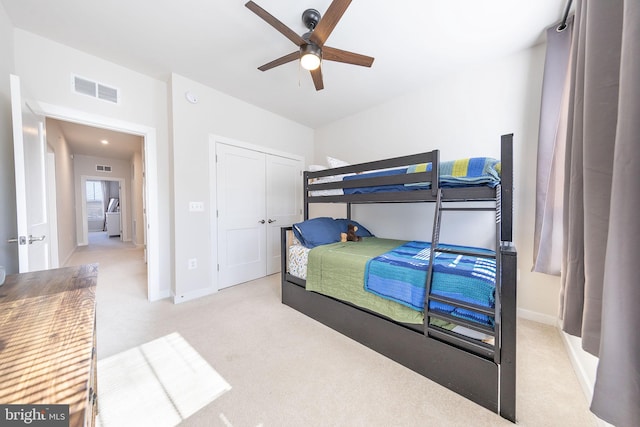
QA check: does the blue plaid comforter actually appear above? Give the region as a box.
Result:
[364,241,496,325]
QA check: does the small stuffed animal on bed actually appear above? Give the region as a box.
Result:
[341,223,362,242]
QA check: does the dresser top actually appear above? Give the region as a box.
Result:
[0,264,98,425]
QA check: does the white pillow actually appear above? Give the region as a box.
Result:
[308,164,328,172]
[327,156,350,168]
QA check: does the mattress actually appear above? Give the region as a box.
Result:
[287,243,311,279]
[286,237,495,342]
[308,157,501,196]
[288,239,422,324]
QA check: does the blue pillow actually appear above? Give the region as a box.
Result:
[334,218,374,237]
[293,217,343,248]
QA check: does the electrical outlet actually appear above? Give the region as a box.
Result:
[188,258,198,270]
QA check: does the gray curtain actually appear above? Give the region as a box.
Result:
[558,0,640,425]
[101,181,109,214]
[101,181,109,231]
[532,18,573,275]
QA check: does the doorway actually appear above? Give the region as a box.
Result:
[33,101,162,301]
[47,117,144,270]
[83,178,124,241]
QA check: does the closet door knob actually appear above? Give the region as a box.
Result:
[259,219,266,224]
[268,219,276,223]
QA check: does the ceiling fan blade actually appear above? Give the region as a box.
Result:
[322,46,374,67]
[309,0,352,46]
[245,1,306,46]
[258,51,300,71]
[310,66,324,91]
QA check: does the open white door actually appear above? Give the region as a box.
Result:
[9,74,51,272]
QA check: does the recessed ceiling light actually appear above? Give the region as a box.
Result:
[100,139,109,145]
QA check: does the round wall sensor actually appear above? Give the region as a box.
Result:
[185,91,198,104]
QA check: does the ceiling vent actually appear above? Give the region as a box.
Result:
[72,75,120,104]
[96,165,112,172]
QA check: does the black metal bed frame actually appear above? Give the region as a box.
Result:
[280,134,517,422]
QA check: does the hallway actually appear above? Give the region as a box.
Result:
[65,231,147,300]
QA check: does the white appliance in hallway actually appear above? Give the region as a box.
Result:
[105,212,121,237]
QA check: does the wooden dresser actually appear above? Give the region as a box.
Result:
[0,264,98,427]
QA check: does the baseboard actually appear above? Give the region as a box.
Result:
[516,308,557,325]
[558,331,616,427]
[516,309,596,408]
[516,309,611,426]
[151,288,171,301]
[173,286,217,304]
[558,330,595,399]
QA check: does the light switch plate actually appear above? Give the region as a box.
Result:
[189,202,204,212]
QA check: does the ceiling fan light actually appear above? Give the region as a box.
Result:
[300,44,322,70]
[300,53,321,71]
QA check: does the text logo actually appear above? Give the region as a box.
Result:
[0,405,69,426]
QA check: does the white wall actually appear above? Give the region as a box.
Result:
[45,118,77,265]
[0,3,18,273]
[169,73,314,302]
[13,29,172,295]
[314,44,562,319]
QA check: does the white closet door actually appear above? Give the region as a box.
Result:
[265,154,302,275]
[216,144,267,288]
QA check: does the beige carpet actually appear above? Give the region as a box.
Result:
[96,333,231,427]
[65,235,599,427]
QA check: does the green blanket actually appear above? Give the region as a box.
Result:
[306,238,423,324]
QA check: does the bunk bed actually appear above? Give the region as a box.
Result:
[280,134,517,422]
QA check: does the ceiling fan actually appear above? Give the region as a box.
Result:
[245,0,375,91]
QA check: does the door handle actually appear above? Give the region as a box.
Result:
[258,219,266,224]
[7,236,27,245]
[28,235,46,244]
[268,219,276,223]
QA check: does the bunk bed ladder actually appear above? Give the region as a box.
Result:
[424,188,500,361]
